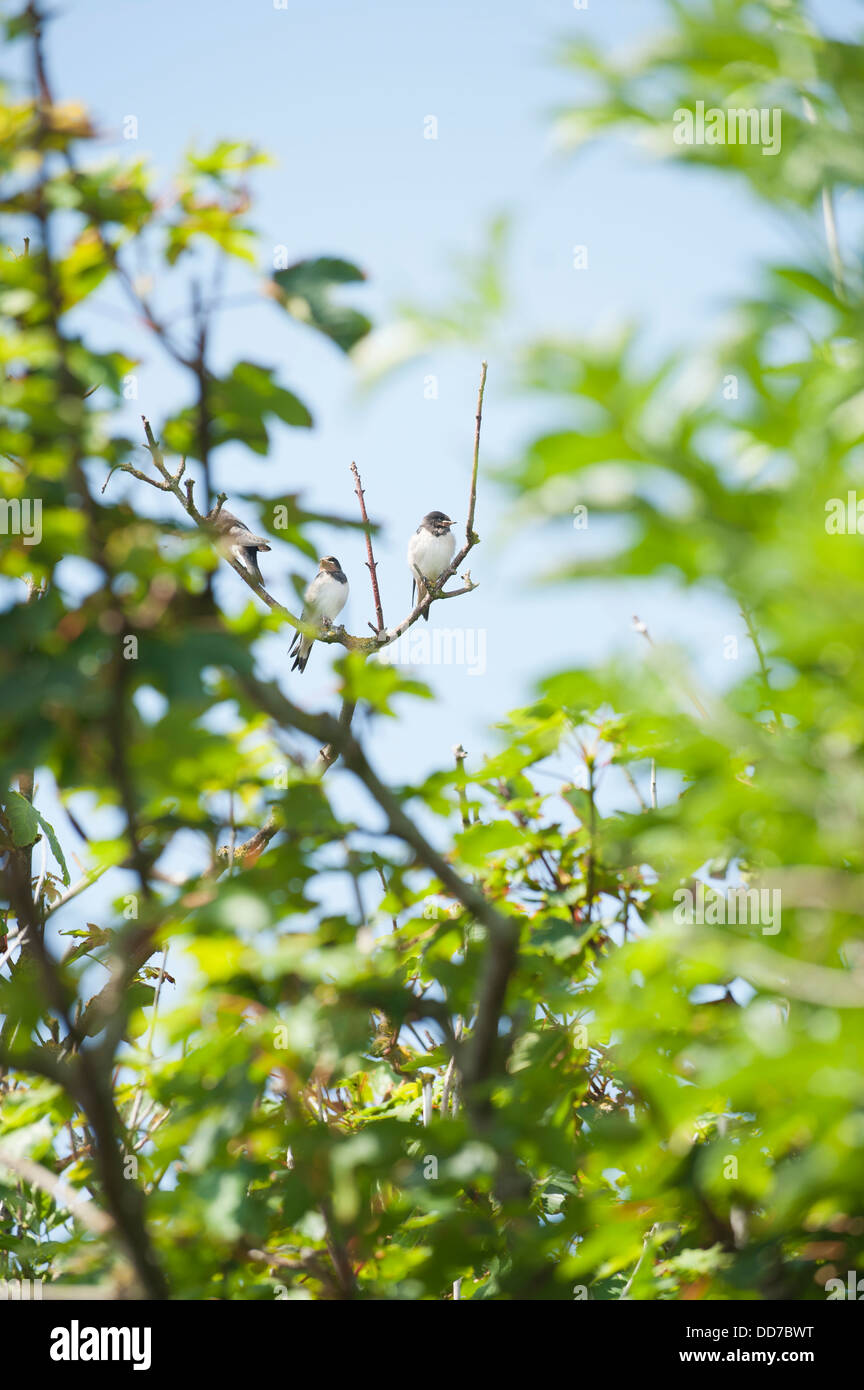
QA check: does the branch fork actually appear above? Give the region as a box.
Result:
[104,364,487,660]
[104,365,488,783]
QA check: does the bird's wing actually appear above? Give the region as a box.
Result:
[240,530,271,551]
[407,532,426,586]
[289,591,315,655]
[303,574,325,613]
[226,518,270,549]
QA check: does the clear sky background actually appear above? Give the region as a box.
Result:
[7,0,861,928]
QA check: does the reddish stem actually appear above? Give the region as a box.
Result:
[350,461,385,635]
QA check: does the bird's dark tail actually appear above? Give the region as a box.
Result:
[289,629,312,673]
[243,534,271,581]
[244,548,264,584]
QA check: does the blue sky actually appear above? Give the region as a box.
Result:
[7,0,861,924]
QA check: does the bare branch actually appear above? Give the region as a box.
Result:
[114,361,488,659]
[466,360,487,541]
[350,461,384,635]
[0,1144,114,1237]
[233,670,519,1114]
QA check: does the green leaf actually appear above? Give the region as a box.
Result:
[273,257,371,353]
[162,361,312,458]
[771,266,842,308]
[454,819,528,867]
[4,790,40,847]
[35,811,70,885]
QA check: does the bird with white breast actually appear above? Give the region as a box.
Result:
[289,555,349,674]
[407,510,455,620]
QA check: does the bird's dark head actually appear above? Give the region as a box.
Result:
[319,555,344,574]
[422,511,453,534]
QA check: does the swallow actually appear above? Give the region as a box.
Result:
[407,511,455,620]
[289,555,349,673]
[206,506,271,585]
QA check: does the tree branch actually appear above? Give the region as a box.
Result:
[350,461,384,635]
[0,1145,114,1238]
[466,360,487,542]
[232,669,520,1114]
[108,358,488,658]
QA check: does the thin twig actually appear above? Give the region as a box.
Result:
[453,744,470,829]
[112,364,488,683]
[227,791,236,876]
[466,361,487,542]
[802,95,845,301]
[132,1108,169,1153]
[127,945,169,1135]
[632,614,709,720]
[0,1144,114,1237]
[740,603,776,723]
[440,1017,463,1116]
[350,461,385,634]
[622,765,648,814]
[0,927,28,971]
[45,864,109,918]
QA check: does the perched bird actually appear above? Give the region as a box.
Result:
[207,506,271,585]
[289,556,349,673]
[407,511,455,620]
